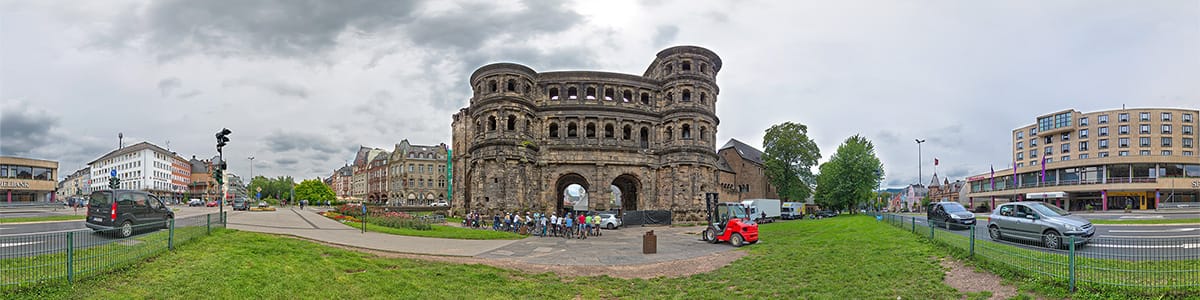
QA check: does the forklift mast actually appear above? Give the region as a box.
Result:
[705,192,718,224]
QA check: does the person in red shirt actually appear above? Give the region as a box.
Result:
[577,213,587,239]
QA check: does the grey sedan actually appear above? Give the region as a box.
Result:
[987,201,1094,249]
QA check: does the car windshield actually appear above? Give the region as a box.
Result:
[1030,203,1069,217]
[89,191,112,206]
[942,203,967,213]
[728,205,748,218]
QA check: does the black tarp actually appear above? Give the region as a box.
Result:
[621,210,672,226]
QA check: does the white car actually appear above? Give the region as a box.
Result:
[431,201,449,207]
[599,213,621,229]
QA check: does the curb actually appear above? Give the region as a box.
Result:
[1090,223,1200,227]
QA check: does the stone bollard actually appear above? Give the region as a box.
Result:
[643,230,657,254]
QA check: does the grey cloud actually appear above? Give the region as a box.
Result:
[177,90,203,99]
[652,25,679,47]
[405,1,582,50]
[0,101,59,155]
[157,77,181,97]
[263,130,342,154]
[275,158,299,166]
[222,78,309,98]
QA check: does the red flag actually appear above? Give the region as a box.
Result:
[934,158,939,166]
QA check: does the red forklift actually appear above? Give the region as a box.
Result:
[700,193,759,247]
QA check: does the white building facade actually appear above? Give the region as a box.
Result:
[88,142,191,201]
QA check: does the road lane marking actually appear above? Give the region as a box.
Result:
[1108,228,1198,233]
[1117,216,1165,219]
[1089,243,1200,249]
[0,241,43,248]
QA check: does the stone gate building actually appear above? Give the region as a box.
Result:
[451,46,723,221]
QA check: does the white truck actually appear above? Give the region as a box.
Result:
[742,199,782,223]
[781,202,804,220]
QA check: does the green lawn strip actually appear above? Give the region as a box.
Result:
[8,216,975,299]
[0,215,85,223]
[895,221,1200,299]
[1089,218,1200,225]
[340,219,525,240]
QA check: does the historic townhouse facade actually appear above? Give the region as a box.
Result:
[387,140,449,206]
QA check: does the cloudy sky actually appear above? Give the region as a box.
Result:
[2,0,1197,187]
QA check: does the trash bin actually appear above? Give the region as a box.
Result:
[643,230,656,254]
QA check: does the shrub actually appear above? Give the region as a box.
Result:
[368,215,432,231]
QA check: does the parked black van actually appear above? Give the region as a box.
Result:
[85,190,175,238]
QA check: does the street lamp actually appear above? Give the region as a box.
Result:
[248,156,255,181]
[915,139,926,185]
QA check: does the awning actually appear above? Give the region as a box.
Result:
[1025,192,1066,199]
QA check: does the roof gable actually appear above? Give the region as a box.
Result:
[719,138,765,165]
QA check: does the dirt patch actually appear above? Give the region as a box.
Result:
[940,258,1020,300]
[281,234,746,279]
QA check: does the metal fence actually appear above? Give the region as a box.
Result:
[881,213,1199,294]
[0,212,226,290]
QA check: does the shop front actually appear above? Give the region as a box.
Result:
[1,156,59,203]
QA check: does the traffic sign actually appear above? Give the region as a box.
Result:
[110,169,117,177]
[256,192,261,199]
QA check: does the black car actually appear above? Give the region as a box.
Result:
[232,198,250,211]
[927,201,975,230]
[85,190,175,238]
[815,210,838,218]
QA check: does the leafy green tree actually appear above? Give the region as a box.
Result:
[247,176,295,200]
[295,178,336,202]
[762,122,822,201]
[814,135,884,213]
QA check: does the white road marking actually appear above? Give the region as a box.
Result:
[1109,228,1198,233]
[1117,216,1165,219]
[1089,243,1200,249]
[0,241,43,248]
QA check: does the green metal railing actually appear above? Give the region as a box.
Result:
[880,213,1200,294]
[1,212,226,290]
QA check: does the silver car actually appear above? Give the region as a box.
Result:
[599,213,621,229]
[988,201,1095,249]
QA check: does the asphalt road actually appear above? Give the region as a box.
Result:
[0,207,240,259]
[900,215,1200,261]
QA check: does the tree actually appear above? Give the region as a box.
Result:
[247,176,295,200]
[813,135,884,213]
[762,122,822,202]
[295,178,336,202]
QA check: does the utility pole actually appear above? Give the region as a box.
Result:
[915,139,926,185]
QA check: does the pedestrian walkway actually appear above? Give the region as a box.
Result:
[476,226,733,266]
[227,208,517,257]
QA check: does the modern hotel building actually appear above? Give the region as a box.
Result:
[964,107,1200,211]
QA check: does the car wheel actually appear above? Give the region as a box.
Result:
[607,223,615,230]
[119,221,133,238]
[1043,230,1062,249]
[943,219,951,230]
[730,233,744,247]
[988,225,1001,241]
[703,228,717,243]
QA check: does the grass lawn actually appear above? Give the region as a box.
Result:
[341,219,525,240]
[7,216,982,299]
[0,214,85,223]
[1089,218,1200,225]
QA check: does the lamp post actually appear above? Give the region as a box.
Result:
[915,139,926,185]
[248,156,255,182]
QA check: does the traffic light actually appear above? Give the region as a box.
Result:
[213,161,226,186]
[109,176,120,190]
[215,128,232,154]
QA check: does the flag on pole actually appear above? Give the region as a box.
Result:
[934,158,939,166]
[1040,156,1047,183]
[1012,161,1018,186]
[990,165,995,190]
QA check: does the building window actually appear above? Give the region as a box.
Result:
[1099,126,1109,136]
[1061,156,1069,161]
[567,87,578,99]
[507,115,516,131]
[586,123,596,138]
[1119,113,1129,122]
[1162,124,1172,134]
[567,122,578,137]
[1140,150,1151,156]
[1030,128,1037,135]
[1140,124,1150,134]
[623,125,632,140]
[487,116,497,131]
[1017,141,1024,150]
[604,124,614,138]
[1184,138,1194,148]
[1029,150,1037,158]
[622,90,632,102]
[1162,137,1172,147]
[1079,141,1088,151]
[1079,154,1088,159]
[1119,125,1129,135]
[1079,117,1089,126]
[585,87,596,100]
[1016,131,1024,139]
[1044,146,1053,155]
[1017,152,1024,160]
[1184,113,1193,123]
[1060,132,1070,141]
[1061,143,1070,153]
[1017,163,1024,167]
[1184,151,1193,156]
[1162,150,1173,156]
[1140,137,1151,147]
[1098,115,1109,124]
[1031,139,1037,147]
[640,93,650,105]
[665,127,673,141]
[1079,129,1088,139]
[1098,139,1109,149]
[1118,138,1129,148]
[1140,112,1149,121]
[1045,136,1053,144]
[1185,125,1194,135]
[1046,158,1053,163]
[1119,151,1129,157]
[1037,112,1073,132]
[1099,152,1109,157]
[682,90,692,101]
[604,88,614,101]
[1162,112,1171,121]
[681,124,692,139]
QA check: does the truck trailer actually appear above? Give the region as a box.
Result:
[781,202,804,219]
[741,199,782,223]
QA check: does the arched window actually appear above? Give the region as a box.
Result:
[700,92,707,104]
[640,127,649,148]
[549,123,560,138]
[549,88,560,100]
[699,126,707,141]
[682,61,691,71]
[640,93,650,105]
[682,124,692,139]
[487,116,496,131]
[664,63,673,74]
[524,119,530,132]
[506,79,515,92]
[586,123,596,138]
[700,63,708,73]
[666,92,673,102]
[604,123,614,138]
[567,87,578,99]
[524,83,531,93]
[488,80,497,93]
[666,126,673,141]
[506,115,516,130]
[623,125,632,140]
[604,88,614,101]
[622,90,632,102]
[682,90,691,102]
[567,122,578,137]
[586,87,597,100]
